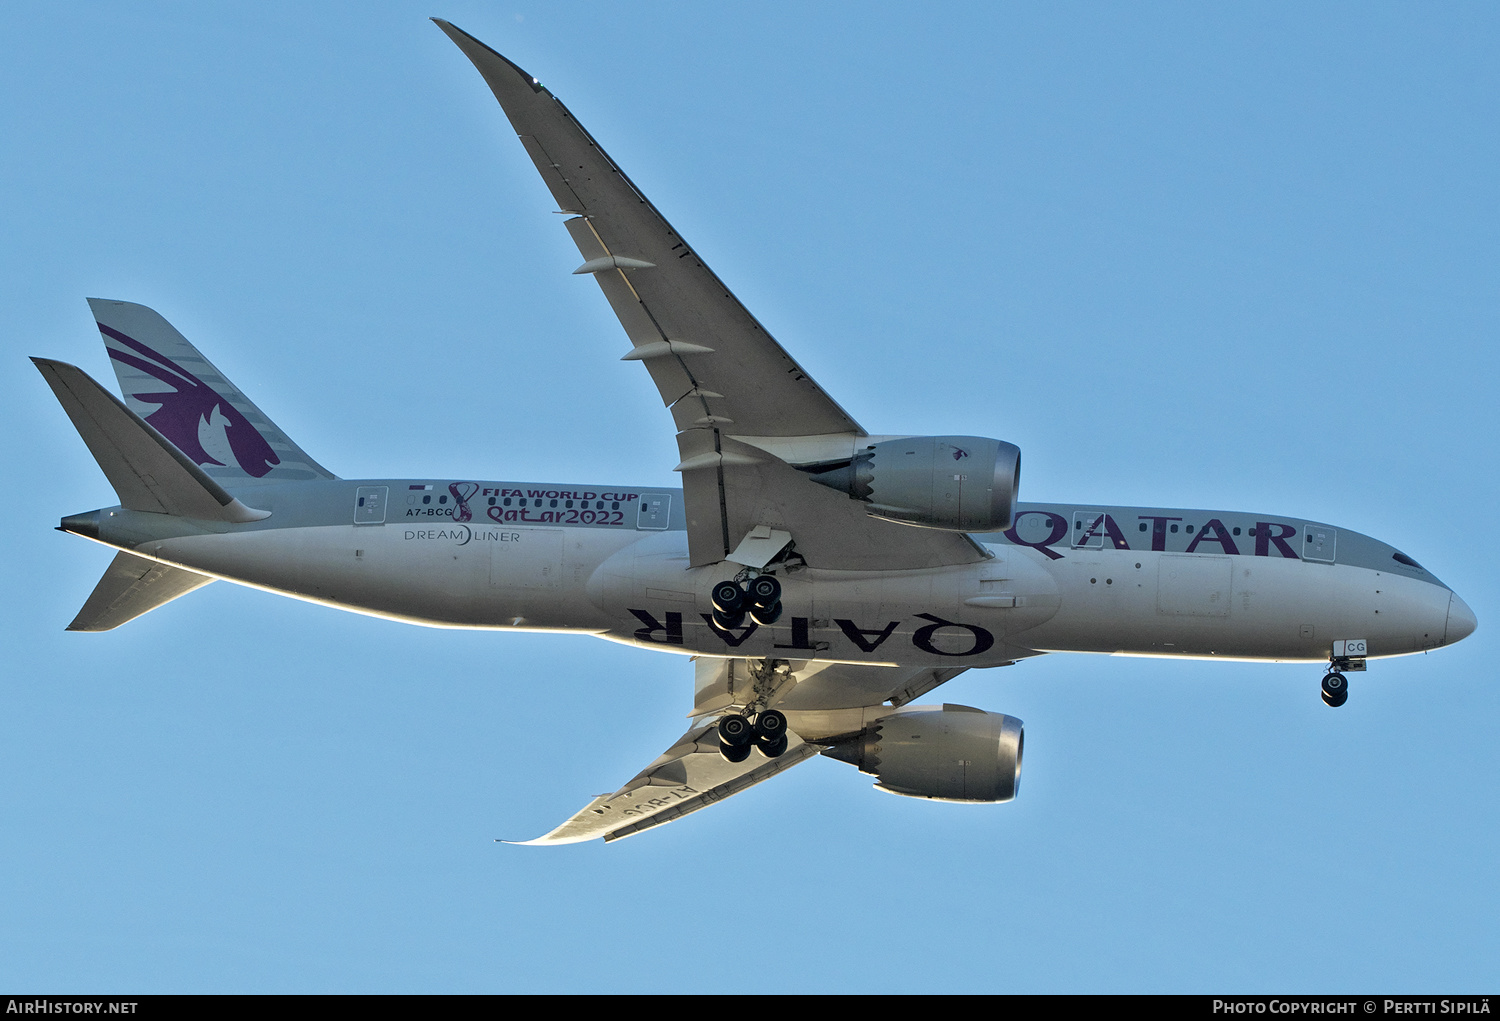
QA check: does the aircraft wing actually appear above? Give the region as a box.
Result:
[517,657,972,844]
[515,721,821,845]
[436,21,988,572]
[434,19,858,438]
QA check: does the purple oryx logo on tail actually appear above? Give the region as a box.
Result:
[99,323,280,477]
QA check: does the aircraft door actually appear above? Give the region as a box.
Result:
[1072,511,1106,548]
[354,486,388,524]
[1303,526,1337,563]
[636,493,672,530]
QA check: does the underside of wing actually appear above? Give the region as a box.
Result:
[515,657,984,844]
[691,656,972,720]
[514,722,819,845]
[435,21,988,573]
[676,438,994,570]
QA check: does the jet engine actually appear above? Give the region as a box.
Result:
[802,436,1021,531]
[822,704,1024,802]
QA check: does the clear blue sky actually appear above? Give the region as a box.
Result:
[2,1,1496,993]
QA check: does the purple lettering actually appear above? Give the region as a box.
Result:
[629,609,684,645]
[774,617,818,651]
[1138,515,1183,552]
[701,614,760,647]
[834,619,901,653]
[1004,510,1068,560]
[1185,518,1240,555]
[911,613,995,657]
[1100,514,1133,550]
[1076,513,1133,551]
[1254,521,1300,559]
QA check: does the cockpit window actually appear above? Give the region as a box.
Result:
[1392,551,1425,570]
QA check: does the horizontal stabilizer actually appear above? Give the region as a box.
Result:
[513,723,819,845]
[68,551,213,632]
[33,358,269,523]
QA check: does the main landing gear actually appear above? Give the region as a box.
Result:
[711,573,782,630]
[717,709,789,762]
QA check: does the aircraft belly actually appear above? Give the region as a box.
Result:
[587,538,1060,666]
[143,524,639,629]
[127,520,1450,664]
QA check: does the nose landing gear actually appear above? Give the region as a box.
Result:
[1321,671,1348,708]
[1319,640,1365,708]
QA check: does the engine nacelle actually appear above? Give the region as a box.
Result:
[803,435,1020,531]
[822,704,1024,802]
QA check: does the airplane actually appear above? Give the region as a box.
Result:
[33,19,1476,845]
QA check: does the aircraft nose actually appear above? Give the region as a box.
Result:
[1445,592,1478,645]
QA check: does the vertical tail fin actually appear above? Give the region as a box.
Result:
[88,298,336,485]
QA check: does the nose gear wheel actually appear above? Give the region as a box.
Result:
[1321,670,1348,708]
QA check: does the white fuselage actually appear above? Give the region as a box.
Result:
[85,481,1468,671]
